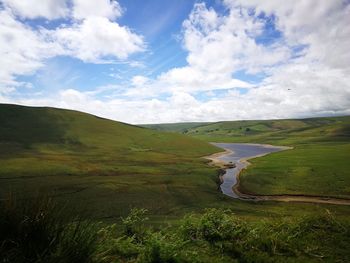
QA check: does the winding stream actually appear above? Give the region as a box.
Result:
[206,143,350,205]
[212,143,286,198]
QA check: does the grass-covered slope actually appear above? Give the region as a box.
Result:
[142,122,211,133]
[145,116,350,144]
[0,104,221,218]
[145,116,350,198]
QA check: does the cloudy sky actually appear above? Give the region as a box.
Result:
[0,0,349,123]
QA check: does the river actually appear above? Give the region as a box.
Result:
[212,143,286,198]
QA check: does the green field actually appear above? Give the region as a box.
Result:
[147,117,350,199]
[2,104,349,220]
[1,104,350,262]
[0,104,223,219]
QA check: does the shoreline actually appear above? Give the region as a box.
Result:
[205,144,350,206]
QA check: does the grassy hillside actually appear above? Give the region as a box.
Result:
[0,104,223,219]
[1,105,350,262]
[146,116,350,144]
[1,104,350,224]
[146,116,350,198]
[142,122,210,133]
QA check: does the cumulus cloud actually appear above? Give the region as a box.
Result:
[1,0,123,20]
[1,0,350,123]
[140,2,290,95]
[50,16,144,63]
[72,0,122,20]
[226,0,350,69]
[0,9,63,91]
[0,0,144,92]
[1,0,69,19]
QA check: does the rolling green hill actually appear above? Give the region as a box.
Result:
[1,104,350,223]
[1,104,350,263]
[142,122,210,133]
[145,116,350,198]
[0,104,222,219]
[143,116,350,144]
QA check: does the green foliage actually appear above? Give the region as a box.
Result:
[0,195,97,263]
[177,209,350,263]
[180,209,247,244]
[1,201,350,263]
[121,208,149,239]
[139,232,185,263]
[52,221,98,263]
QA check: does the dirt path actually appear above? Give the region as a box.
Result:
[205,146,350,206]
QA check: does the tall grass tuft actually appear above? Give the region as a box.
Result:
[0,194,97,263]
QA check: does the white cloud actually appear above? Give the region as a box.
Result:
[1,1,350,123]
[0,9,63,91]
[1,0,69,19]
[50,16,144,63]
[0,1,145,92]
[72,0,122,20]
[139,2,289,95]
[226,0,350,69]
[132,75,149,86]
[1,0,123,20]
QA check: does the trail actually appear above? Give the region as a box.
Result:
[205,144,350,206]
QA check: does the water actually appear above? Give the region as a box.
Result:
[212,143,285,198]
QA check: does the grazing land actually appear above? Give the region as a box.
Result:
[0,104,222,219]
[146,116,350,199]
[1,104,350,262]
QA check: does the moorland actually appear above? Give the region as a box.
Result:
[1,103,350,262]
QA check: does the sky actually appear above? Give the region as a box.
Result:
[0,0,350,124]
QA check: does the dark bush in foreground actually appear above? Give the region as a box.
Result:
[1,199,349,263]
[0,196,97,263]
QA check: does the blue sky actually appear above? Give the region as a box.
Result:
[1,0,350,123]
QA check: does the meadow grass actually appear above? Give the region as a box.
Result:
[150,116,350,199]
[1,104,350,222]
[0,104,224,220]
[2,197,349,263]
[1,104,350,261]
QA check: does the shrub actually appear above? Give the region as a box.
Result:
[121,208,149,240]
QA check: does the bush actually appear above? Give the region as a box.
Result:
[140,232,184,263]
[121,208,149,240]
[180,209,246,244]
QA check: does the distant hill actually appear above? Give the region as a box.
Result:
[142,116,350,145]
[142,122,211,133]
[143,115,350,199]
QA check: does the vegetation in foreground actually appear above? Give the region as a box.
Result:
[145,116,350,198]
[1,197,349,263]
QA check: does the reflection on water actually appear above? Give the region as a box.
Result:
[213,143,284,198]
